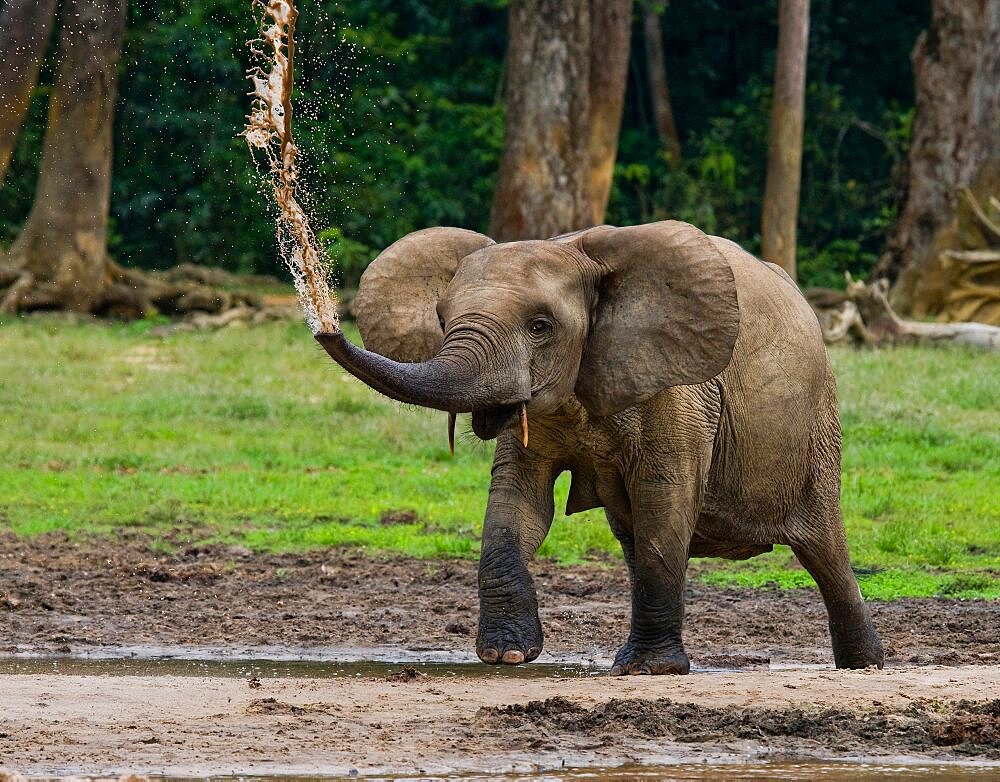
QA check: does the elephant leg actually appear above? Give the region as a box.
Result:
[611,469,706,676]
[788,450,884,669]
[787,374,883,670]
[791,521,884,669]
[476,434,557,666]
[606,510,636,585]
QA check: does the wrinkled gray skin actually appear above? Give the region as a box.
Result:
[316,221,885,674]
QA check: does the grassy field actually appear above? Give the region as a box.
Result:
[0,315,997,600]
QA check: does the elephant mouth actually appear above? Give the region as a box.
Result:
[471,403,522,440]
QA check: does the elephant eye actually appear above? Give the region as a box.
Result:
[528,317,552,337]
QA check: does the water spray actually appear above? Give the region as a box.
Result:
[242,0,339,335]
[242,1,473,456]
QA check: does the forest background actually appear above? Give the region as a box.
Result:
[0,0,926,291]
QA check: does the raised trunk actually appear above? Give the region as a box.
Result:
[0,0,59,187]
[761,0,809,280]
[3,0,126,312]
[875,0,1000,319]
[490,0,593,241]
[642,2,681,168]
[314,331,529,413]
[587,0,633,224]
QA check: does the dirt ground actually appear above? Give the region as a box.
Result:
[1,532,999,776]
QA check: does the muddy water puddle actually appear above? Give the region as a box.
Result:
[0,646,820,678]
[0,649,607,679]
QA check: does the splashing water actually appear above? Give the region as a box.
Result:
[242,0,340,334]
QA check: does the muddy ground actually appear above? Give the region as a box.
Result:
[1,532,999,776]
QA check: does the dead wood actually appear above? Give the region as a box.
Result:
[933,187,1000,325]
[810,274,1000,351]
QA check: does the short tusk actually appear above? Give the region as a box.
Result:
[520,403,529,449]
[448,412,456,456]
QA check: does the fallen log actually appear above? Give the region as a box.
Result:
[809,274,1000,350]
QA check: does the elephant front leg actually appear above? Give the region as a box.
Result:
[477,529,544,664]
[612,472,705,676]
[476,437,556,666]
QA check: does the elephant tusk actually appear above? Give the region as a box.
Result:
[520,403,529,449]
[448,412,456,456]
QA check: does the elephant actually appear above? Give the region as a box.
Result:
[315,220,885,675]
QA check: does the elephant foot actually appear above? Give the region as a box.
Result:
[476,613,543,666]
[832,626,885,670]
[611,640,690,676]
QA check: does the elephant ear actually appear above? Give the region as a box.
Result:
[573,221,740,417]
[354,227,495,362]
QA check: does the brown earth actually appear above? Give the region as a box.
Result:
[1,532,999,777]
[1,531,998,667]
[1,665,998,776]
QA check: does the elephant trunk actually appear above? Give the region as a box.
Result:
[315,331,526,414]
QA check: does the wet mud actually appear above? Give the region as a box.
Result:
[1,532,999,777]
[482,696,1000,760]
[1,531,997,667]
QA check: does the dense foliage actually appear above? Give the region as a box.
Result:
[1,0,925,288]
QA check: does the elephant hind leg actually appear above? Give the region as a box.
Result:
[790,517,884,669]
[788,371,883,669]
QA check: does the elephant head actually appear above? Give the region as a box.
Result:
[315,221,740,437]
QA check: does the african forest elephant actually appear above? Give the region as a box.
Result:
[316,220,885,674]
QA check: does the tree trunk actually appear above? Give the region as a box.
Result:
[587,0,633,225]
[642,2,681,169]
[490,1,593,241]
[760,0,809,280]
[3,0,126,313]
[0,0,295,320]
[0,0,59,187]
[875,0,1000,319]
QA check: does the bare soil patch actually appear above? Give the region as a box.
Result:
[1,531,997,667]
[1,666,998,776]
[1,532,999,776]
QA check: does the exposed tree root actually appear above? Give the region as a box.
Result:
[0,271,34,315]
[0,255,298,328]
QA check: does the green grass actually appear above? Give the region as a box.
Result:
[1,315,997,600]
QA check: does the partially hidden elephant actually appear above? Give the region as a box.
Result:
[315,220,885,674]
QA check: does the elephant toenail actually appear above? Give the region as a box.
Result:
[480,648,499,664]
[501,650,525,664]
[610,665,625,676]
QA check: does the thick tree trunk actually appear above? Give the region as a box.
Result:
[490,1,593,241]
[0,0,292,321]
[0,0,59,187]
[587,0,632,225]
[875,0,1000,319]
[642,2,681,169]
[3,0,126,312]
[761,0,809,280]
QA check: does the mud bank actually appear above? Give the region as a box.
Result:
[1,665,998,777]
[2,533,999,776]
[1,532,998,667]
